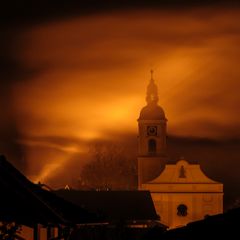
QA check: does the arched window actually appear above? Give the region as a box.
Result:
[177,204,188,217]
[179,166,186,178]
[148,139,156,153]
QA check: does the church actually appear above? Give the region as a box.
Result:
[137,72,223,228]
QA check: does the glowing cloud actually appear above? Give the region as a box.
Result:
[8,8,240,184]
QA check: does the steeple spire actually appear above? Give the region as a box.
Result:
[146,70,159,105]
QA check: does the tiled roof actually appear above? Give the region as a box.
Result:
[55,189,159,222]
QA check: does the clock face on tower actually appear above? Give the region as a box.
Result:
[147,126,157,136]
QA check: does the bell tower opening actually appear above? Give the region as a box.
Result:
[148,139,157,154]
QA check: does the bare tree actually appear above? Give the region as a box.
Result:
[78,143,137,190]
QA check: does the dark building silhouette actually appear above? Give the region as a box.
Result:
[55,189,167,240]
[0,155,101,239]
[162,207,240,239]
[55,189,160,224]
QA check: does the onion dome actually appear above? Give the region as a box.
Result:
[139,104,166,120]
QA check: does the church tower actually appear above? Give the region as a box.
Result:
[138,71,167,188]
[138,72,223,228]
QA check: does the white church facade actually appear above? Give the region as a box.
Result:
[137,72,223,228]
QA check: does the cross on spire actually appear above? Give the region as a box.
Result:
[146,70,159,105]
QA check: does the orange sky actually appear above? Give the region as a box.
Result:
[6,7,240,185]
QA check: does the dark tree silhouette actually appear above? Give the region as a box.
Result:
[0,222,22,240]
[227,196,240,210]
[78,143,137,190]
